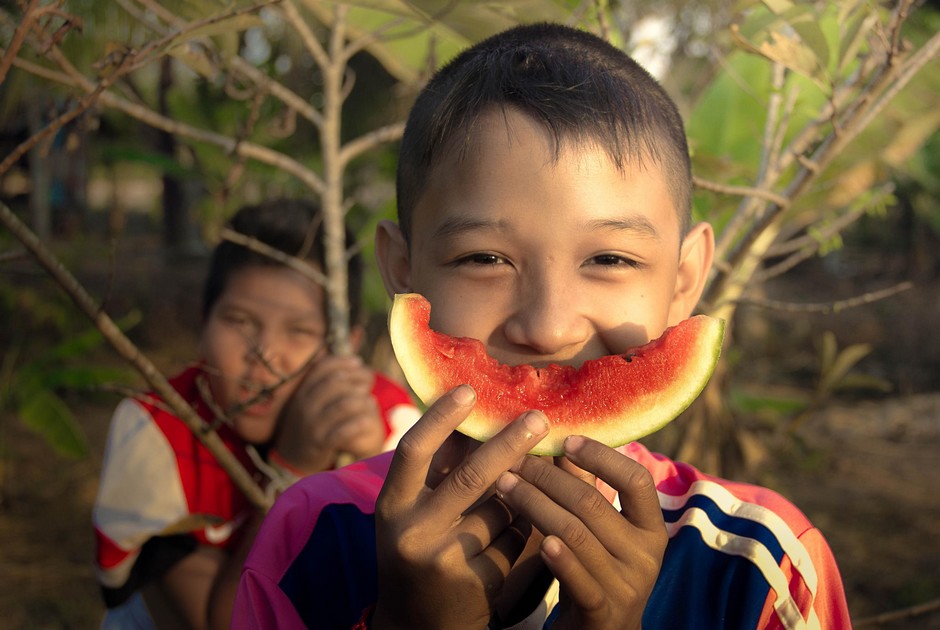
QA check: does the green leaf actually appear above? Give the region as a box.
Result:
[44,311,141,363]
[838,11,877,73]
[834,373,893,394]
[787,13,830,73]
[819,341,873,394]
[730,388,810,415]
[818,330,837,374]
[761,0,795,14]
[732,4,831,89]
[169,42,221,81]
[41,365,130,391]
[18,391,89,459]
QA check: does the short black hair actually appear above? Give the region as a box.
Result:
[201,198,363,325]
[396,22,692,242]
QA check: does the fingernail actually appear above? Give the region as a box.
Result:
[542,536,563,558]
[564,435,585,454]
[523,410,549,437]
[452,384,475,405]
[496,471,518,495]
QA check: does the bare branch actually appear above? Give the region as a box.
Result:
[855,596,940,628]
[731,281,914,315]
[693,176,790,208]
[764,184,895,259]
[122,0,323,127]
[220,227,329,286]
[10,51,325,193]
[705,6,935,311]
[281,0,329,70]
[0,0,42,84]
[339,121,406,167]
[0,201,270,510]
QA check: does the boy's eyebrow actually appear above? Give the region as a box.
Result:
[432,216,507,240]
[585,216,661,240]
[431,215,661,240]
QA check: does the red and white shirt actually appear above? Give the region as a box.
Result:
[93,365,419,607]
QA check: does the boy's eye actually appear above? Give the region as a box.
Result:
[223,312,253,328]
[587,253,641,268]
[289,327,321,339]
[454,253,507,266]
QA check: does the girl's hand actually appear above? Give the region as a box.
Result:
[274,355,384,474]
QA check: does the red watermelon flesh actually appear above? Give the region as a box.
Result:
[389,293,724,455]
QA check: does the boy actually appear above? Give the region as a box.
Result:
[234,24,851,629]
[92,199,419,629]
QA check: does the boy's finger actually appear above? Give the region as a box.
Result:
[379,385,477,511]
[539,535,604,613]
[476,515,533,597]
[453,494,517,557]
[495,464,607,567]
[563,437,663,534]
[427,410,549,518]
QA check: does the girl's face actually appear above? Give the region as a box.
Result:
[200,265,327,444]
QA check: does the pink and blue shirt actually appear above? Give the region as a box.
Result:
[234,442,850,629]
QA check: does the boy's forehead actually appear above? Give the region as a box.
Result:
[409,109,680,243]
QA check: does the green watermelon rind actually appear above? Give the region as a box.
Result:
[389,293,725,456]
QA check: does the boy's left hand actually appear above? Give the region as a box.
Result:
[494,436,667,630]
[274,355,384,474]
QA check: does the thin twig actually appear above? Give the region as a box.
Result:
[0,201,270,510]
[855,596,940,627]
[220,227,329,286]
[764,184,895,258]
[0,0,42,85]
[281,0,329,70]
[339,121,406,167]
[9,51,326,193]
[124,0,322,127]
[731,281,914,314]
[705,3,933,311]
[693,176,790,207]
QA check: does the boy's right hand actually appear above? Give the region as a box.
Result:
[371,385,550,630]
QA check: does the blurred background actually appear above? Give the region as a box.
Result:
[1,0,938,627]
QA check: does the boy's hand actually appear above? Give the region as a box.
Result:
[371,385,550,630]
[494,436,666,630]
[274,355,385,474]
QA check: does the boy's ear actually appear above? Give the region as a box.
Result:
[668,221,715,324]
[374,219,412,297]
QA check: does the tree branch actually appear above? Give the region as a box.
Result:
[855,596,940,628]
[692,176,790,208]
[220,226,328,286]
[730,281,914,314]
[0,201,270,510]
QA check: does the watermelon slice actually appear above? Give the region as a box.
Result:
[389,293,724,455]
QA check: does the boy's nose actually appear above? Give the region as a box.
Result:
[503,275,590,357]
[247,332,279,367]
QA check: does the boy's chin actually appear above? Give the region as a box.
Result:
[231,416,278,445]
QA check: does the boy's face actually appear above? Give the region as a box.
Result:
[378,108,713,367]
[200,265,327,444]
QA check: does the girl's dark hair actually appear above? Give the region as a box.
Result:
[201,199,363,324]
[396,22,692,241]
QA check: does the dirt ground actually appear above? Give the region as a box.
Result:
[1,229,939,628]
